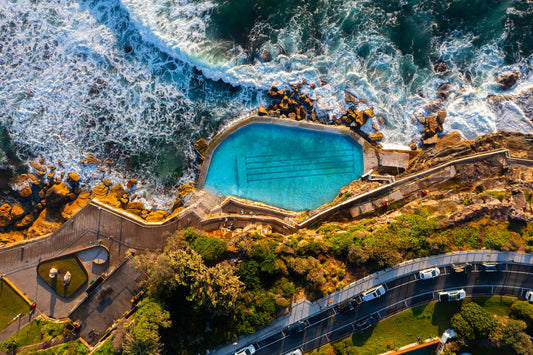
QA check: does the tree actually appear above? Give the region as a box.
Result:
[191,236,227,263]
[123,299,171,355]
[170,248,244,314]
[451,302,497,341]
[511,300,533,328]
[493,319,533,355]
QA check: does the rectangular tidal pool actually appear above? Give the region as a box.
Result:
[203,123,364,211]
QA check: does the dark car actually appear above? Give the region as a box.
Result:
[284,321,306,335]
[451,263,471,273]
[355,316,375,331]
[481,262,504,272]
[334,299,356,313]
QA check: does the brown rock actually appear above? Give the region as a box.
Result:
[369,132,384,142]
[47,165,56,171]
[145,210,168,222]
[433,60,449,75]
[377,116,386,126]
[126,179,138,189]
[45,183,71,207]
[409,139,418,150]
[178,184,194,198]
[288,112,296,120]
[15,214,35,228]
[18,185,32,198]
[344,91,359,105]
[27,209,62,238]
[423,115,441,138]
[425,98,443,112]
[437,111,447,125]
[30,161,46,178]
[436,131,463,147]
[86,154,100,165]
[496,71,519,90]
[68,173,80,184]
[47,172,56,182]
[11,204,25,219]
[436,83,451,99]
[421,135,439,145]
[0,203,12,227]
[195,138,208,156]
[103,178,113,187]
[61,192,90,219]
[28,174,42,185]
[257,106,268,116]
[91,184,109,198]
[372,122,380,131]
[267,86,284,99]
[127,201,145,210]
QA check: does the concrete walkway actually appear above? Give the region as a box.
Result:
[212,250,533,355]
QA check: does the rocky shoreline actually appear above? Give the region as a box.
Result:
[1,76,531,248]
[0,155,187,246]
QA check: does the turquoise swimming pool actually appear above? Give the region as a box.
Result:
[203,123,364,211]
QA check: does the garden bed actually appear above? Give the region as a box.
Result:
[37,255,88,298]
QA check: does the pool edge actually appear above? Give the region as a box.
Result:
[196,115,378,193]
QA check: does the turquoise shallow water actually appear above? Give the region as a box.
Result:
[203,123,363,211]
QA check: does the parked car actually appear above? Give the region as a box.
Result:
[526,290,533,303]
[284,321,307,335]
[439,289,466,302]
[283,349,303,355]
[481,262,503,272]
[452,263,471,273]
[355,316,376,331]
[334,299,356,313]
[234,345,256,355]
[362,285,386,302]
[419,267,440,279]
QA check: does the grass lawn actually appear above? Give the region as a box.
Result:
[0,278,30,330]
[30,339,89,355]
[310,297,515,355]
[37,255,88,298]
[92,336,118,355]
[0,318,71,352]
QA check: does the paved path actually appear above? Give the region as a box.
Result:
[212,251,533,355]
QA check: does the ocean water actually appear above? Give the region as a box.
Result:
[1,0,533,207]
[203,123,364,210]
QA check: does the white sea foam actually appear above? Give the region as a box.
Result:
[119,0,533,148]
[1,0,533,208]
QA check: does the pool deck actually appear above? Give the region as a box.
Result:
[196,114,380,189]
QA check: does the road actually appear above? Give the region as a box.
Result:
[244,263,533,355]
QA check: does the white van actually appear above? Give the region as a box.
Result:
[283,349,303,355]
[362,285,386,302]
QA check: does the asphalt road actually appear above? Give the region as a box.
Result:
[249,263,533,355]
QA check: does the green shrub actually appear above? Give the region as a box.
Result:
[451,302,497,341]
[510,300,533,328]
[487,190,506,201]
[483,226,511,250]
[452,226,481,249]
[191,237,227,262]
[524,189,533,204]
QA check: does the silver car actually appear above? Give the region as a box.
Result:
[419,267,440,279]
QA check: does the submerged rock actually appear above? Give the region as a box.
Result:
[344,91,359,105]
[433,60,449,75]
[496,71,519,90]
